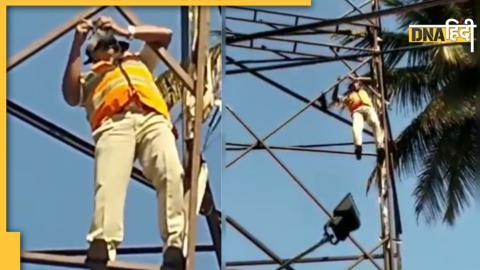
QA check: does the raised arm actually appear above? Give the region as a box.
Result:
[328,80,346,109]
[94,16,173,48]
[332,82,340,102]
[332,77,347,102]
[94,16,172,71]
[62,20,90,106]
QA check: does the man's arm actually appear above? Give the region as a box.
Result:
[331,78,347,102]
[328,83,346,109]
[332,83,340,102]
[95,16,173,48]
[95,16,172,71]
[124,25,172,48]
[62,20,90,106]
[138,44,161,73]
[119,24,173,72]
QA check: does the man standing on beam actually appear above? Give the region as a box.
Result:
[332,76,385,163]
[62,16,186,270]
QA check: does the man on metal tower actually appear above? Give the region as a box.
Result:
[62,16,186,270]
[332,77,385,162]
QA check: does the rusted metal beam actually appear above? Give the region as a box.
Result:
[22,252,157,270]
[115,7,194,91]
[201,184,222,266]
[371,1,398,269]
[225,19,358,36]
[227,141,375,149]
[229,33,373,53]
[228,43,334,59]
[226,0,469,43]
[343,0,375,25]
[225,55,362,66]
[186,7,209,270]
[345,238,389,270]
[226,6,373,29]
[226,42,466,74]
[7,6,107,71]
[28,244,215,256]
[341,0,371,18]
[225,143,377,157]
[226,215,296,270]
[181,6,190,63]
[227,254,384,266]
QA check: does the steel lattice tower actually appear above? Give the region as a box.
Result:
[7,6,221,270]
[223,1,465,269]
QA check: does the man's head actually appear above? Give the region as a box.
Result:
[84,29,129,65]
[348,81,362,92]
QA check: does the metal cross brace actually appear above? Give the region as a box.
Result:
[225,105,383,270]
[225,56,374,168]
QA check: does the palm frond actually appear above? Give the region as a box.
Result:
[384,65,445,111]
[413,144,446,224]
[336,0,480,225]
[383,44,475,112]
[413,119,480,225]
[394,91,475,176]
[442,122,480,224]
[384,0,470,29]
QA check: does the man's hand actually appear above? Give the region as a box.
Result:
[74,19,92,44]
[94,17,174,48]
[93,16,129,37]
[332,77,341,102]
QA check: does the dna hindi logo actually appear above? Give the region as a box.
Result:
[408,18,477,52]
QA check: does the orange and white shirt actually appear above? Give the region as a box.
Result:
[78,46,169,130]
[342,88,373,113]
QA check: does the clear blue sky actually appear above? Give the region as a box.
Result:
[223,1,480,270]
[7,6,221,269]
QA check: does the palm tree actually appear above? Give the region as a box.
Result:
[343,0,479,225]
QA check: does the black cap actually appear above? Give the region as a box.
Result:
[348,80,362,91]
[348,82,355,90]
[84,29,129,65]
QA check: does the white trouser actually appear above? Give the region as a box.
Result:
[352,105,384,148]
[86,111,186,261]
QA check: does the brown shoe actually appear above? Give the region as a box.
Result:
[85,239,109,270]
[354,145,362,160]
[161,246,185,270]
[377,148,386,164]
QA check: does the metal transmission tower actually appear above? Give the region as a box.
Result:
[224,1,466,269]
[7,6,221,270]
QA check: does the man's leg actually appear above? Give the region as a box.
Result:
[86,114,136,266]
[136,113,186,270]
[352,109,364,160]
[365,106,385,162]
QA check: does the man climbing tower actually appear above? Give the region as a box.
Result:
[332,77,385,162]
[62,16,186,270]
